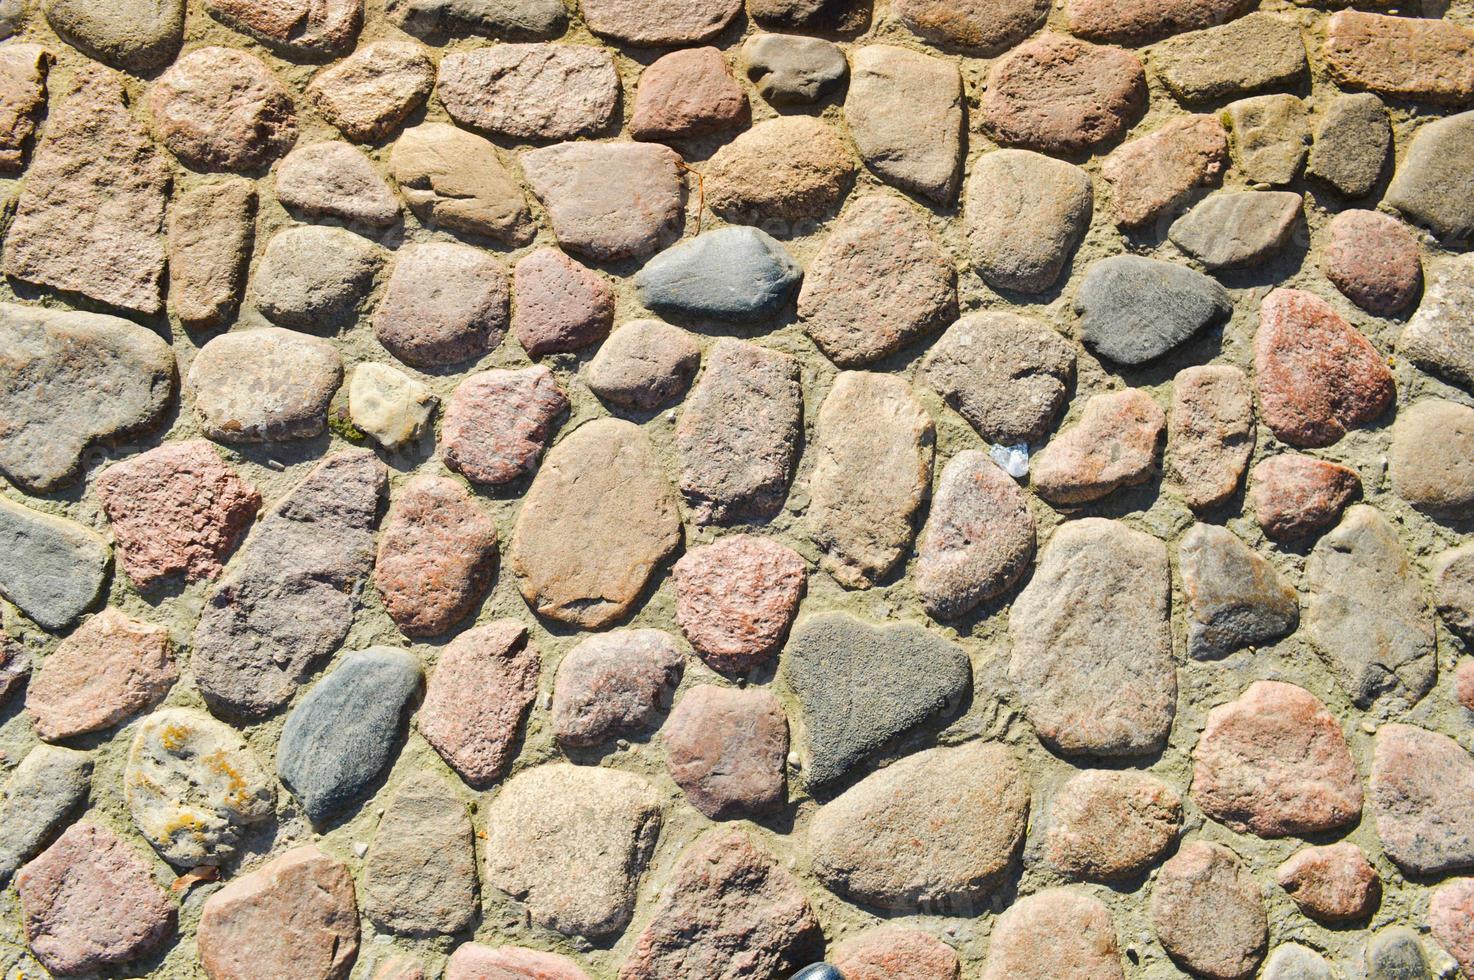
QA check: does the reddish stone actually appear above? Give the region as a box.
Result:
[206,0,361,57]
[1169,365,1255,512]
[370,953,425,980]
[1324,210,1422,316]
[16,822,175,976]
[446,944,590,980]
[1250,453,1361,541]
[441,366,568,486]
[1458,660,1474,711]
[1430,878,1474,980]
[97,440,261,590]
[1275,842,1379,922]
[1151,841,1266,980]
[893,0,1046,53]
[146,46,297,172]
[1032,389,1165,505]
[631,47,747,142]
[552,629,684,748]
[1102,115,1229,229]
[512,247,614,358]
[832,926,961,980]
[1192,681,1361,838]
[664,685,787,820]
[26,608,176,742]
[1370,723,1474,875]
[197,846,358,980]
[982,34,1147,155]
[1042,769,1182,883]
[1254,288,1395,448]
[673,535,806,673]
[376,475,498,638]
[981,889,1124,980]
[1068,0,1253,44]
[1325,12,1474,105]
[418,621,540,788]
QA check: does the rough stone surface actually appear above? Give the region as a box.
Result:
[631,46,748,141]
[551,629,683,748]
[522,141,684,262]
[147,47,298,172]
[1434,544,1474,645]
[514,247,614,355]
[1307,92,1391,198]
[16,822,175,976]
[418,621,539,787]
[274,142,399,227]
[585,319,701,411]
[1170,191,1302,270]
[783,612,970,789]
[1251,453,1361,541]
[799,196,956,366]
[197,846,358,980]
[1169,365,1254,511]
[965,150,1092,294]
[0,745,92,883]
[809,742,1029,911]
[1077,255,1231,365]
[0,43,49,173]
[1031,388,1165,505]
[845,45,963,204]
[1391,399,1474,517]
[674,535,805,673]
[582,0,741,45]
[364,773,476,935]
[809,371,934,588]
[832,926,962,980]
[509,419,681,628]
[1400,256,1474,388]
[1386,112,1474,244]
[1150,841,1267,980]
[664,684,787,819]
[45,0,182,70]
[440,366,568,486]
[705,115,855,223]
[4,69,168,315]
[637,226,801,324]
[1067,0,1251,43]
[747,0,865,31]
[188,328,342,444]
[1009,518,1175,756]
[742,33,847,105]
[438,45,618,142]
[252,225,381,330]
[980,889,1124,980]
[124,707,274,867]
[483,764,661,939]
[1324,210,1421,316]
[387,0,566,39]
[446,945,590,980]
[1101,114,1229,229]
[896,0,1046,52]
[1370,723,1474,876]
[306,40,435,143]
[0,303,175,493]
[1276,842,1379,922]
[0,494,110,632]
[390,123,533,244]
[1429,878,1474,980]
[1179,523,1298,660]
[348,362,437,451]
[376,475,497,637]
[26,607,175,742]
[619,830,819,980]
[1264,945,1334,980]
[205,0,361,57]
[375,241,510,368]
[982,35,1147,155]
[0,630,24,704]
[1306,505,1436,710]
[192,450,387,719]
[1041,769,1182,883]
[676,339,802,525]
[1153,13,1308,104]
[1324,12,1474,104]
[167,177,256,329]
[915,450,1035,620]
[1366,927,1433,980]
[1226,94,1309,186]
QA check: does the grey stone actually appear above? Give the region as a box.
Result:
[124,707,274,868]
[1153,13,1308,104]
[915,450,1035,621]
[44,0,182,71]
[1264,945,1333,980]
[364,773,476,936]
[1391,399,1474,517]
[274,142,399,228]
[0,0,22,38]
[585,320,701,411]
[748,0,864,31]
[277,647,422,825]
[1387,111,1474,243]
[1305,505,1435,709]
[743,33,847,105]
[809,372,934,588]
[1307,93,1390,198]
[0,745,91,884]
[965,150,1092,295]
[389,123,534,244]
[252,225,381,330]
[438,44,618,142]
[845,45,963,204]
[193,450,387,719]
[1226,94,1310,186]
[1179,523,1298,660]
[636,227,801,323]
[1400,255,1474,391]
[551,629,684,748]
[0,303,174,493]
[187,328,343,443]
[1433,543,1474,643]
[1367,928,1432,980]
[1150,841,1267,980]
[522,141,685,262]
[374,241,509,369]
[0,496,109,632]
[1009,519,1175,757]
[1169,191,1302,270]
[677,339,803,525]
[482,764,661,939]
[783,612,970,789]
[808,742,1028,910]
[1076,255,1231,365]
[168,178,256,330]
[920,312,1075,446]
[388,0,566,38]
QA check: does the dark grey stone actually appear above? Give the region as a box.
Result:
[1169,191,1301,270]
[44,0,184,71]
[1387,110,1474,244]
[635,226,802,323]
[1366,928,1431,980]
[791,966,844,980]
[782,612,970,789]
[388,0,566,38]
[1179,523,1298,661]
[1307,93,1390,199]
[1076,255,1231,365]
[0,496,109,632]
[0,745,91,883]
[743,34,848,106]
[277,647,422,825]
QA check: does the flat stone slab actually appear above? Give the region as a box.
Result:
[1152,13,1308,104]
[1169,191,1302,270]
[364,773,476,935]
[636,226,801,323]
[522,141,684,262]
[1325,12,1474,105]
[438,44,618,142]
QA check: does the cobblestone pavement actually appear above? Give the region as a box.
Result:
[0,0,1473,977]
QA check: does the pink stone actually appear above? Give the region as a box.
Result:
[375,475,498,638]
[1102,115,1229,229]
[1254,288,1395,448]
[663,685,787,820]
[96,439,261,590]
[673,534,806,673]
[25,608,176,742]
[512,247,614,358]
[1191,680,1362,838]
[1150,841,1266,980]
[197,846,358,980]
[1430,878,1474,980]
[631,46,747,141]
[1042,769,1182,883]
[1168,365,1254,512]
[981,889,1124,980]
[446,944,590,980]
[551,629,684,748]
[1370,723,1474,875]
[1324,209,1422,316]
[418,620,540,788]
[983,34,1147,155]
[441,366,568,486]
[832,926,961,980]
[1250,453,1361,541]
[1275,842,1379,922]
[1031,388,1165,505]
[17,822,175,975]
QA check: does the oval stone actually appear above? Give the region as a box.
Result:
[1076,255,1231,366]
[982,34,1146,155]
[188,328,342,444]
[438,44,618,142]
[674,534,806,674]
[965,150,1092,295]
[636,226,801,324]
[980,889,1124,980]
[1040,769,1182,882]
[1150,841,1267,980]
[147,46,297,172]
